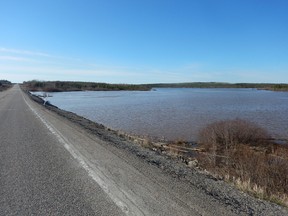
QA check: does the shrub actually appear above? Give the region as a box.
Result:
[197,119,288,206]
[198,119,271,165]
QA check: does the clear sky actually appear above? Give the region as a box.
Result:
[0,0,287,84]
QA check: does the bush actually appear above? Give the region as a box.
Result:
[197,119,288,206]
[198,119,270,161]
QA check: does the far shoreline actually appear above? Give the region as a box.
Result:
[22,80,288,92]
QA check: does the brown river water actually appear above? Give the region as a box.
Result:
[40,88,288,142]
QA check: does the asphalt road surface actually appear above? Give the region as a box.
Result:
[0,85,286,216]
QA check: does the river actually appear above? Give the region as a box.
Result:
[41,88,288,141]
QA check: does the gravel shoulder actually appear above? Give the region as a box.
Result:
[23,87,288,216]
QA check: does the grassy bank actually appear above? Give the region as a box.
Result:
[22,80,151,92]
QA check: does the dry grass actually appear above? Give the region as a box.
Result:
[198,119,288,206]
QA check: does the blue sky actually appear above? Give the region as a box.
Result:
[0,0,287,84]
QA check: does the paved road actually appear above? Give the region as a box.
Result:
[2,85,281,216]
[0,86,128,215]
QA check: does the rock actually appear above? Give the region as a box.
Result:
[188,159,198,168]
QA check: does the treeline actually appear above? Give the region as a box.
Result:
[262,84,288,91]
[21,81,288,92]
[145,82,288,91]
[0,80,12,85]
[22,80,151,92]
[0,80,12,91]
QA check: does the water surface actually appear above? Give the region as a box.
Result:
[45,88,288,141]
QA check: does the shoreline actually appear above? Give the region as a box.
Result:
[22,80,288,92]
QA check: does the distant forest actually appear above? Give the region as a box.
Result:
[145,82,288,91]
[21,80,288,92]
[22,80,151,92]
